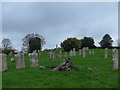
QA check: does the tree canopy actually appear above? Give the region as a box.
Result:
[61,37,81,51]
[81,37,96,48]
[22,33,46,52]
[2,38,12,50]
[99,34,113,48]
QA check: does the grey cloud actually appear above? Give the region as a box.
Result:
[2,2,118,50]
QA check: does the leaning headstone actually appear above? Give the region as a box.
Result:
[15,53,25,69]
[104,48,108,59]
[29,53,38,67]
[112,48,118,71]
[0,54,7,71]
[52,58,73,71]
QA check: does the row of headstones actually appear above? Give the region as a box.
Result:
[70,47,94,57]
[49,47,94,61]
[0,52,39,72]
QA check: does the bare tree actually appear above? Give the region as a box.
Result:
[2,38,12,50]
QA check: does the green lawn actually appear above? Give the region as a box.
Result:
[2,49,118,88]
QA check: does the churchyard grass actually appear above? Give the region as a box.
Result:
[2,49,118,88]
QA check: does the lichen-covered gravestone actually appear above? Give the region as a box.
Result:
[29,53,38,67]
[104,48,108,59]
[15,53,25,69]
[0,54,7,71]
[112,48,118,71]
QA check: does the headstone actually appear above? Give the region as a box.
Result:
[29,53,38,67]
[64,52,67,57]
[112,48,118,71]
[92,51,94,54]
[82,50,86,57]
[73,48,76,56]
[15,53,25,69]
[70,50,73,56]
[104,48,108,59]
[11,57,15,62]
[89,50,92,54]
[49,52,55,61]
[58,51,62,58]
[79,49,82,55]
[0,54,7,71]
[52,58,73,71]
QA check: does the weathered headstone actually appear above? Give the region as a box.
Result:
[64,52,67,57]
[58,51,62,58]
[82,50,86,57]
[79,49,82,56]
[0,54,7,71]
[49,52,55,61]
[70,50,73,56]
[104,48,108,59]
[73,48,76,56]
[92,51,94,54]
[89,50,92,54]
[29,53,38,67]
[11,57,15,62]
[112,48,118,71]
[15,53,25,69]
[52,58,73,71]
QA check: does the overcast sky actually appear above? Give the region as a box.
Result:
[2,2,118,50]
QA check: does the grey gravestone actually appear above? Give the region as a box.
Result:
[79,49,82,56]
[49,52,55,61]
[15,53,25,69]
[0,54,7,71]
[29,53,38,67]
[112,48,118,71]
[104,48,108,59]
[70,50,73,56]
